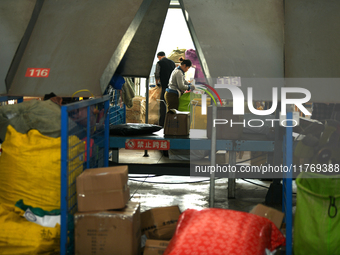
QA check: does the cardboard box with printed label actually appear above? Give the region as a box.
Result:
[141,205,181,240]
[249,204,284,229]
[74,201,141,255]
[76,166,130,212]
[164,110,190,136]
[144,239,170,255]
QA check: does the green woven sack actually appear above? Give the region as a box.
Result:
[294,172,340,255]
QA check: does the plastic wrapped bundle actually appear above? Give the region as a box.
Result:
[185,49,205,80]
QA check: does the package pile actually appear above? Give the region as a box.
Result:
[71,164,287,255]
[74,164,181,255]
[75,165,141,255]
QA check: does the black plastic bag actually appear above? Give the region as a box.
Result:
[109,123,162,136]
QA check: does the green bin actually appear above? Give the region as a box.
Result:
[294,172,340,255]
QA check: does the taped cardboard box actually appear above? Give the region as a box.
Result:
[76,166,129,212]
[164,110,190,136]
[249,204,284,229]
[141,206,181,240]
[74,201,141,255]
[144,239,170,255]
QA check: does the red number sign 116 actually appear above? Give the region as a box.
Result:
[25,68,50,77]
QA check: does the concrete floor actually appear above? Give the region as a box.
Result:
[122,149,297,254]
[117,149,297,214]
[129,176,285,212]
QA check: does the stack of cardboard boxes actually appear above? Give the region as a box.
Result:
[141,206,181,255]
[74,166,181,255]
[74,166,141,255]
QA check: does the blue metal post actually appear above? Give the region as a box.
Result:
[282,137,287,218]
[104,100,109,167]
[114,92,118,124]
[123,104,126,124]
[285,112,293,255]
[60,106,69,255]
[282,176,286,217]
[87,106,91,169]
[17,97,23,103]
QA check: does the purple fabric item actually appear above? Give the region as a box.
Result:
[185,49,205,80]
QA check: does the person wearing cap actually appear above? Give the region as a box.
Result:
[154,51,176,127]
[164,58,196,111]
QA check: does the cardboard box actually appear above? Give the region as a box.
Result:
[76,166,130,212]
[190,98,211,129]
[164,110,190,136]
[141,205,181,240]
[144,240,170,255]
[74,201,141,255]
[249,204,284,229]
[207,106,243,139]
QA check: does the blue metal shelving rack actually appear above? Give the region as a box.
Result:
[60,95,110,255]
[108,88,126,125]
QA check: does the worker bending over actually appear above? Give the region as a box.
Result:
[164,58,196,111]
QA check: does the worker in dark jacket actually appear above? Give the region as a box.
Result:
[154,51,176,127]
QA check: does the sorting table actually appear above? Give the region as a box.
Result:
[109,129,276,198]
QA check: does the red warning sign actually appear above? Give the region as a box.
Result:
[25,68,50,77]
[125,139,170,150]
